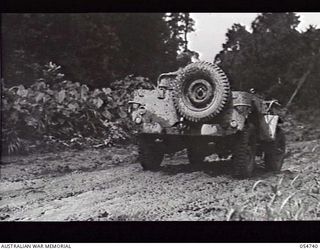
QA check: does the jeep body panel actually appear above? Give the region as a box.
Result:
[129,69,282,142]
[132,62,286,176]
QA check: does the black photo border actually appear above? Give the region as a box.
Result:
[1,0,320,243]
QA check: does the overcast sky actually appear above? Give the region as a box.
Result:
[188,13,320,62]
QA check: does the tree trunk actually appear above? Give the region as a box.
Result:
[184,14,189,51]
[285,62,314,109]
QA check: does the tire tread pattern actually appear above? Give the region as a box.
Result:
[173,61,230,122]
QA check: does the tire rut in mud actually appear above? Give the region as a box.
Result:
[1,140,320,221]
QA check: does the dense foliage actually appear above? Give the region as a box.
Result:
[2,63,154,154]
[215,13,320,109]
[2,13,196,154]
[3,13,320,155]
[2,13,195,88]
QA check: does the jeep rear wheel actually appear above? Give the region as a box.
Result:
[138,138,164,171]
[187,146,207,166]
[264,127,286,171]
[232,123,257,178]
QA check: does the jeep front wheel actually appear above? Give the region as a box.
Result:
[232,123,257,178]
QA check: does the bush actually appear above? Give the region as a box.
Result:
[2,62,153,154]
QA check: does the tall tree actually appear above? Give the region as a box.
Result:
[2,13,196,88]
[164,13,195,51]
[215,23,252,90]
[215,12,320,108]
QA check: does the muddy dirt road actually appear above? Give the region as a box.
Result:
[1,139,320,221]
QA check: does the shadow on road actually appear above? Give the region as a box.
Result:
[158,159,282,179]
[161,160,234,177]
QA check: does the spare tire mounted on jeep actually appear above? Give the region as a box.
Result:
[173,62,230,122]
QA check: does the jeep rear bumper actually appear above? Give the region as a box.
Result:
[136,132,235,154]
[141,122,238,137]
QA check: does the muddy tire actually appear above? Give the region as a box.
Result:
[232,123,257,178]
[264,127,286,171]
[138,139,164,171]
[173,61,230,122]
